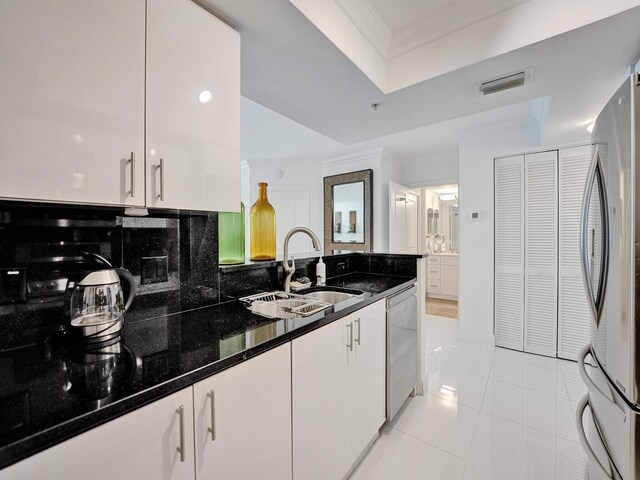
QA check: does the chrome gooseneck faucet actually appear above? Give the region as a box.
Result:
[282,227,321,293]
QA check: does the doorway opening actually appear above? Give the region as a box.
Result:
[422,184,459,319]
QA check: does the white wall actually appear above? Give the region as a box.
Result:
[457,118,541,344]
[401,149,459,188]
[246,158,323,254]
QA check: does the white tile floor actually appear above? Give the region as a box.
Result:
[349,314,590,480]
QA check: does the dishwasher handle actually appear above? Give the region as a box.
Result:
[386,285,417,309]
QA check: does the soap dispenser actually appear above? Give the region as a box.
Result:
[316,257,326,286]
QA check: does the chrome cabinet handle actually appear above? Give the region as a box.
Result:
[347,322,353,351]
[578,345,626,423]
[576,395,615,479]
[354,318,361,345]
[207,390,216,441]
[127,152,135,197]
[157,158,165,201]
[176,405,185,462]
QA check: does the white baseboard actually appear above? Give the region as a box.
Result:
[457,328,495,345]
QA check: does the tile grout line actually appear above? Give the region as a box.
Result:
[461,344,497,479]
[387,420,472,464]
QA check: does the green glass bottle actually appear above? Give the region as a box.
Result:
[218,202,245,265]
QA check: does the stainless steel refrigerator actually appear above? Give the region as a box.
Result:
[577,73,640,480]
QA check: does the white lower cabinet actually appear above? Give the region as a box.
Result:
[427,255,458,299]
[192,343,292,480]
[440,265,459,297]
[0,305,387,480]
[0,345,291,480]
[292,300,386,480]
[0,388,195,480]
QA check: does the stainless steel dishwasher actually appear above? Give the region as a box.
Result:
[386,284,417,422]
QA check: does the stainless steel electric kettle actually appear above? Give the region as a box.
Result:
[66,252,136,342]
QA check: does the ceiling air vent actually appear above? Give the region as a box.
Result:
[476,68,532,96]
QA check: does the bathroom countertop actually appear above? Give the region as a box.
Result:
[0,272,416,470]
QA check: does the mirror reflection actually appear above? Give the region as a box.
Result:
[424,186,458,254]
[332,182,364,243]
[323,169,373,252]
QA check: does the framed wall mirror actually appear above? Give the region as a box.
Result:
[323,169,373,253]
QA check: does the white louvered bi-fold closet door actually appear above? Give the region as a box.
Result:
[558,145,593,360]
[495,155,525,350]
[524,151,558,357]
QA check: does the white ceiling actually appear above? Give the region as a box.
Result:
[205,0,640,163]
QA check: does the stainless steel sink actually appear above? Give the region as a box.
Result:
[240,286,365,319]
[301,286,364,312]
[302,291,353,304]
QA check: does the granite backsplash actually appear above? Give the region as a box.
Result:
[0,201,226,350]
[0,201,418,351]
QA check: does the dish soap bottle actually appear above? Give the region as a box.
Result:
[218,203,245,265]
[316,257,326,286]
[250,182,276,261]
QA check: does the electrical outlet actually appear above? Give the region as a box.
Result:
[141,256,169,285]
[0,268,27,304]
[337,262,347,274]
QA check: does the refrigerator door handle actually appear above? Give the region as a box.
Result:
[576,395,616,480]
[580,145,610,326]
[578,345,626,423]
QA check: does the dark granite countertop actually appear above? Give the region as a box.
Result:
[0,272,416,470]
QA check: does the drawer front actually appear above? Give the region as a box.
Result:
[441,256,458,266]
[428,256,441,265]
[427,265,441,278]
[427,279,441,293]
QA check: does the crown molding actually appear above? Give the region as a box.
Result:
[334,0,392,58]
[320,146,384,167]
[387,0,529,59]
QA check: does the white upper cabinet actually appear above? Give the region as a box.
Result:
[0,0,146,207]
[146,0,241,212]
[0,0,240,212]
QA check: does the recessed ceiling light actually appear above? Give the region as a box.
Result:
[440,194,458,201]
[587,122,595,133]
[199,90,213,104]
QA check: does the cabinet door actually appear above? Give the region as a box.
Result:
[558,145,593,360]
[350,300,386,458]
[524,150,558,357]
[494,155,525,350]
[0,388,195,480]
[146,0,240,212]
[292,317,353,480]
[193,344,292,480]
[0,0,145,207]
[440,265,459,297]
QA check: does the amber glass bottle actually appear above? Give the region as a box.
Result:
[250,183,276,261]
